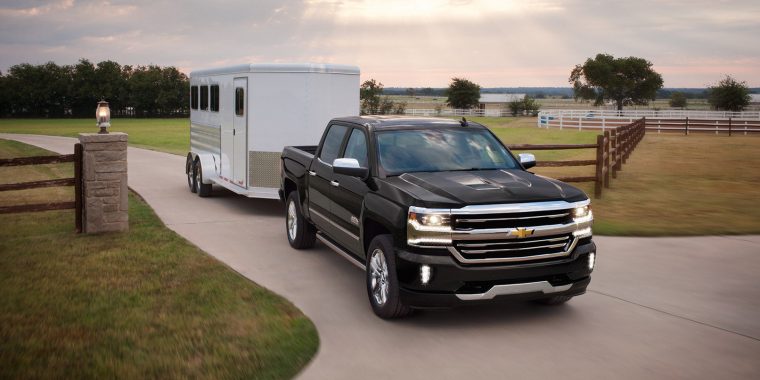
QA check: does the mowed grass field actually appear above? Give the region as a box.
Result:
[2,117,759,235]
[0,139,318,379]
[0,118,189,155]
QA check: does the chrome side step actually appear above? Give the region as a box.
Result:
[316,233,365,270]
[456,281,572,301]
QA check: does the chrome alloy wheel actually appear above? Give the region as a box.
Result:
[287,200,298,241]
[369,248,389,306]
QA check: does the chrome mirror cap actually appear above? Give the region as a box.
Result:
[333,158,361,168]
[518,153,536,169]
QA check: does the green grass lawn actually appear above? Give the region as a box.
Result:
[0,139,318,379]
[0,118,189,155]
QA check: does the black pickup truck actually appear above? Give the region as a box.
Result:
[280,116,596,318]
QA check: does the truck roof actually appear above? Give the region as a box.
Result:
[334,116,486,131]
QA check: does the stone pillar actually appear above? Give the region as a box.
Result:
[79,132,128,233]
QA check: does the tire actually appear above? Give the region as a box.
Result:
[194,160,212,197]
[534,295,573,305]
[285,192,316,249]
[187,156,197,193]
[366,235,413,319]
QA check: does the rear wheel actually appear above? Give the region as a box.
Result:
[285,192,316,249]
[194,160,212,197]
[366,235,413,319]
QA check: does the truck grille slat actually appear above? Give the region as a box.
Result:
[457,213,569,223]
[457,236,569,248]
[461,242,569,255]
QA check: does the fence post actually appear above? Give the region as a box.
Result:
[603,131,610,188]
[610,129,618,179]
[594,135,604,198]
[729,117,732,137]
[685,117,689,135]
[74,143,83,233]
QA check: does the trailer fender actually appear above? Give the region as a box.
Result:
[195,153,218,185]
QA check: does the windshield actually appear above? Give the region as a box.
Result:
[376,128,519,176]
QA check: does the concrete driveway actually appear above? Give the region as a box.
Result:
[3,133,759,380]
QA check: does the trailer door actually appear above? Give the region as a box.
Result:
[233,77,248,187]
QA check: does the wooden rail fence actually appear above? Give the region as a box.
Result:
[644,118,760,135]
[0,144,83,232]
[508,118,646,198]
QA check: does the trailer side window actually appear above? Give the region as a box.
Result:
[210,85,220,112]
[235,87,244,116]
[191,86,198,110]
[319,125,348,165]
[200,85,209,110]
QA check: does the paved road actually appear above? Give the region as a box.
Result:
[4,133,760,380]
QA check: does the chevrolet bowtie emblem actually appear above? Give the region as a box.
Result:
[512,227,535,239]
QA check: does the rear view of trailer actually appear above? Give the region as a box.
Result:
[186,63,360,199]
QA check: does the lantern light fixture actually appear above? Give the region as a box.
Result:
[96,100,111,134]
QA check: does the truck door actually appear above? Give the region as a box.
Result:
[330,128,370,255]
[232,77,248,187]
[308,124,348,241]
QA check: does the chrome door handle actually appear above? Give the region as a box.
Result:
[308,171,316,176]
[330,180,340,187]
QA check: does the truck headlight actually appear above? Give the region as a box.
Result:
[407,207,452,246]
[572,204,593,224]
[573,205,591,219]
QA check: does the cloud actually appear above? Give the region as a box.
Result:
[0,0,758,87]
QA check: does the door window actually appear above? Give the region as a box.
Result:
[343,129,368,168]
[235,88,244,116]
[319,125,348,165]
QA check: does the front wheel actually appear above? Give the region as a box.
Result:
[285,192,316,249]
[366,235,413,319]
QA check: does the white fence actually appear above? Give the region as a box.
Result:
[404,108,515,117]
[538,109,760,130]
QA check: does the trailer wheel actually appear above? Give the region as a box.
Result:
[366,234,413,319]
[285,192,316,249]
[187,155,197,193]
[194,160,212,197]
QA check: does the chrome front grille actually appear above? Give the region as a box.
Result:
[449,206,582,265]
[406,200,593,265]
[454,210,573,230]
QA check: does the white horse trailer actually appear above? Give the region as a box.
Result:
[186,63,360,198]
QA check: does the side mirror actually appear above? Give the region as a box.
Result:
[518,153,536,169]
[333,158,369,179]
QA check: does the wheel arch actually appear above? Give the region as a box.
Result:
[194,153,217,185]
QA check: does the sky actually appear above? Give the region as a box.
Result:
[0,0,758,88]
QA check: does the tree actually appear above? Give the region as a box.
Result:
[669,92,687,108]
[569,54,663,111]
[507,95,541,116]
[707,75,750,112]
[446,78,480,109]
[360,79,383,115]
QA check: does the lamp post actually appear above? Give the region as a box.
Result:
[96,100,111,134]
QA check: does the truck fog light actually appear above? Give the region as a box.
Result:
[588,252,596,271]
[420,265,433,285]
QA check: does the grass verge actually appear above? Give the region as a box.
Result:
[0,139,318,379]
[0,118,189,155]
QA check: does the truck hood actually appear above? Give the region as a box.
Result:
[385,169,587,207]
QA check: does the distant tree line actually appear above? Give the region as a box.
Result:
[0,59,188,118]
